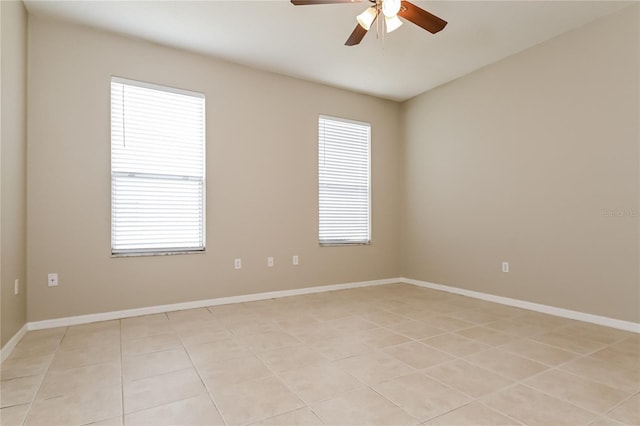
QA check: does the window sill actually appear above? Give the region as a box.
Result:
[111,249,206,258]
[319,241,371,247]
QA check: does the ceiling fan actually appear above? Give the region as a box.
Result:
[291,0,447,46]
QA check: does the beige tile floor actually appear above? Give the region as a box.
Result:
[1,283,638,426]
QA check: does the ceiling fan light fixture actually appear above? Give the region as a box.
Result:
[356,6,377,30]
[381,0,401,18]
[385,14,403,33]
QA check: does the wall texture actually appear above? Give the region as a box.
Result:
[26,17,402,321]
[1,0,28,346]
[402,5,639,322]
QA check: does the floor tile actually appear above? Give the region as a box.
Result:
[223,319,281,337]
[123,348,191,381]
[91,416,123,426]
[278,363,366,404]
[3,284,636,426]
[500,338,578,366]
[1,354,52,380]
[50,342,120,371]
[465,347,548,380]
[0,375,43,407]
[25,385,121,426]
[525,369,631,414]
[18,328,66,345]
[175,323,232,347]
[256,345,327,373]
[323,316,378,334]
[422,315,475,332]
[286,322,347,344]
[274,315,319,332]
[560,356,640,393]
[357,328,411,349]
[422,333,490,357]
[455,326,514,346]
[358,310,409,327]
[166,308,213,323]
[236,331,300,353]
[387,320,447,340]
[123,368,206,414]
[383,341,453,370]
[308,307,353,322]
[249,407,324,426]
[124,394,223,425]
[373,373,470,421]
[59,327,120,352]
[121,314,168,327]
[483,384,597,425]
[424,359,513,398]
[0,403,30,426]
[532,330,607,354]
[10,334,62,359]
[424,401,521,425]
[212,376,304,425]
[607,393,640,425]
[198,354,272,389]
[311,387,417,426]
[590,340,640,372]
[310,336,372,361]
[39,361,120,399]
[589,417,625,426]
[187,338,252,367]
[556,323,632,345]
[122,333,182,356]
[64,320,119,336]
[333,351,415,385]
[121,316,171,341]
[207,303,251,318]
[515,312,574,329]
[446,309,501,324]
[485,317,552,337]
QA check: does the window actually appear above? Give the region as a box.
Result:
[318,115,371,245]
[111,77,205,255]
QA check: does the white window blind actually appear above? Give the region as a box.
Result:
[111,77,205,255]
[318,115,371,245]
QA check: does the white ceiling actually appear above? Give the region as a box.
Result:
[23,0,632,101]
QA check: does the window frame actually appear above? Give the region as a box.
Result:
[318,114,372,247]
[110,76,206,257]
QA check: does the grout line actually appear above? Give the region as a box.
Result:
[179,327,230,426]
[603,391,640,420]
[18,327,68,425]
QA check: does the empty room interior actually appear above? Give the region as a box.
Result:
[1,0,639,425]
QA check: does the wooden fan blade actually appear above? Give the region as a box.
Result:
[344,24,368,46]
[345,9,378,46]
[291,0,362,5]
[345,23,368,46]
[398,1,447,34]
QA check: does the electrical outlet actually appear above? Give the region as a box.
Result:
[14,279,19,295]
[48,273,59,286]
[234,259,241,270]
[502,262,509,273]
[293,255,299,266]
[267,257,274,267]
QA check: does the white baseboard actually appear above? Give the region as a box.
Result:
[402,277,640,333]
[4,275,636,360]
[0,323,28,363]
[27,278,398,331]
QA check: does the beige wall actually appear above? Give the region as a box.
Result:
[401,5,639,322]
[26,17,402,321]
[1,0,28,346]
